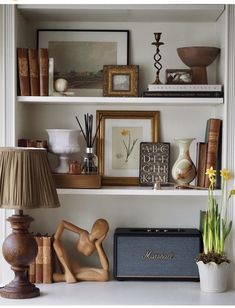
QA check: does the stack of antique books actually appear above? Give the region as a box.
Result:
[143,84,223,98]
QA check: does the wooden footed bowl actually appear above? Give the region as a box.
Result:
[177,46,220,84]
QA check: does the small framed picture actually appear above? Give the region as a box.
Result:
[103,65,139,97]
[166,69,192,84]
[139,142,170,186]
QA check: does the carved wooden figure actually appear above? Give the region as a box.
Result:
[53,219,109,283]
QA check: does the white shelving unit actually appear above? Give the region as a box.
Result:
[2,3,235,304]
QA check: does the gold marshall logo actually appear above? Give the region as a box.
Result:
[142,250,175,260]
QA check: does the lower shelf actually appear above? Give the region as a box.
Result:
[0,281,234,305]
[57,186,221,196]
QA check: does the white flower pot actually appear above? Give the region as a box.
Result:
[197,261,230,293]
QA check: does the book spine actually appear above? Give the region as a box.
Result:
[28,48,40,96]
[143,91,222,97]
[195,142,208,187]
[35,236,43,283]
[147,84,222,92]
[17,48,30,96]
[43,236,52,283]
[28,260,36,283]
[39,48,49,96]
[48,58,54,96]
[204,119,222,188]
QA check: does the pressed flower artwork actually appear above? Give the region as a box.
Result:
[112,127,142,169]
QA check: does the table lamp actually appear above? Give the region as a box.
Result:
[0,147,60,299]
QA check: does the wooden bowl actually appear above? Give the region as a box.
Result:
[177,47,220,84]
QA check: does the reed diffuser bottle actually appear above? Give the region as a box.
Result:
[82,147,98,174]
[76,114,102,175]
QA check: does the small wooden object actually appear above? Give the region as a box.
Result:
[53,219,109,283]
[53,174,101,189]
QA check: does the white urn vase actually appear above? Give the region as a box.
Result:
[197,261,230,293]
[172,138,196,186]
[46,129,80,173]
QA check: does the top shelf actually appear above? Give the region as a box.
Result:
[17,96,223,106]
[17,4,225,23]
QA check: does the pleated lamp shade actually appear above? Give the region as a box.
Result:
[0,147,60,209]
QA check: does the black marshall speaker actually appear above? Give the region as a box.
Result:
[114,228,202,281]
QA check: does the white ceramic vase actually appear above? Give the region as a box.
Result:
[197,261,230,293]
[46,129,80,173]
[172,138,196,185]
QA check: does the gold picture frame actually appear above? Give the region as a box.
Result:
[96,110,160,186]
[103,65,139,97]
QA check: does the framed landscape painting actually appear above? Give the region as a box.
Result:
[37,29,129,96]
[96,110,160,186]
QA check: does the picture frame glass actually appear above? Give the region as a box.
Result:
[37,30,129,96]
[112,74,130,91]
[105,119,152,177]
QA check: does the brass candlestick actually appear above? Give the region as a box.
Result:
[151,32,164,84]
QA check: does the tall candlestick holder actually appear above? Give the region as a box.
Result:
[151,32,164,84]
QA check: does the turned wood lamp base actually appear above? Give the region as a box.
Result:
[0,213,40,299]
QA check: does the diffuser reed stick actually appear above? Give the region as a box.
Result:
[75,114,102,147]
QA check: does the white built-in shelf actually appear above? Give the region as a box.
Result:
[17,96,223,106]
[18,4,225,23]
[57,186,221,196]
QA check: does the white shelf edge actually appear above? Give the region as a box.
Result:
[57,187,221,196]
[17,96,223,106]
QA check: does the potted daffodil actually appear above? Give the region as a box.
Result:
[196,167,234,293]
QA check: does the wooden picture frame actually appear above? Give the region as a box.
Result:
[37,29,129,96]
[139,142,170,186]
[96,110,160,186]
[103,65,139,97]
[165,69,192,84]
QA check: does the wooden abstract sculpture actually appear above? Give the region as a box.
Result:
[53,219,109,283]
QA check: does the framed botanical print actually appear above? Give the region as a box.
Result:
[96,110,160,185]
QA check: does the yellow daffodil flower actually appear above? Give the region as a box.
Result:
[229,189,235,199]
[205,167,216,178]
[121,129,129,136]
[220,169,232,181]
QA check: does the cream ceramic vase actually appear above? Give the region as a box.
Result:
[197,261,230,293]
[46,129,80,173]
[172,138,196,185]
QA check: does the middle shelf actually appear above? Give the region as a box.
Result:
[57,186,221,196]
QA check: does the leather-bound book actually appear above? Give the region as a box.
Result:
[39,48,49,96]
[204,118,222,188]
[43,236,52,283]
[17,48,30,96]
[28,260,36,283]
[195,142,208,187]
[28,48,40,96]
[35,236,43,283]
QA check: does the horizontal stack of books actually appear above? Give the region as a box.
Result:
[143,84,223,98]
